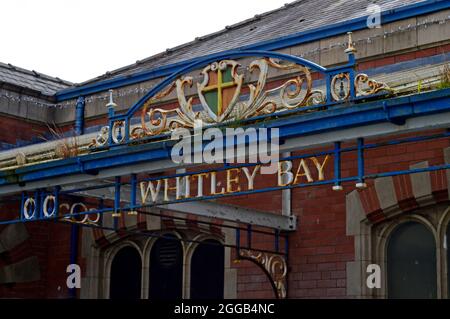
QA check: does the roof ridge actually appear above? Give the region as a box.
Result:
[76,0,308,86]
[0,61,73,86]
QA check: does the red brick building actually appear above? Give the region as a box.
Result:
[0,0,450,299]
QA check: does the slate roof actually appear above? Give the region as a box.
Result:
[0,62,72,96]
[79,0,426,85]
[0,0,429,93]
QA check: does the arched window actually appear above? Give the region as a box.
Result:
[190,239,224,299]
[109,246,142,299]
[387,221,437,299]
[149,234,183,299]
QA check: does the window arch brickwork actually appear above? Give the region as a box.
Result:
[79,210,237,299]
[346,153,450,299]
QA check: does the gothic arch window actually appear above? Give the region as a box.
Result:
[190,239,225,299]
[149,234,183,299]
[109,245,142,299]
[97,231,233,299]
[387,221,437,299]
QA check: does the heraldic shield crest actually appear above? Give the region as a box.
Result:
[197,60,243,123]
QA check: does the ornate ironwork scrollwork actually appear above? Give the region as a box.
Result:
[139,81,197,136]
[88,43,394,147]
[355,73,393,96]
[330,72,393,102]
[239,249,288,299]
[89,126,109,148]
[129,57,323,139]
[265,58,315,109]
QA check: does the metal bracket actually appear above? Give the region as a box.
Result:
[383,101,406,125]
[238,249,288,299]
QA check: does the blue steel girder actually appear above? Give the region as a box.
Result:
[5,130,450,230]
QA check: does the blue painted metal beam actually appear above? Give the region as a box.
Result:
[74,96,85,135]
[333,142,342,190]
[5,129,450,229]
[71,96,85,285]
[54,0,450,102]
[0,89,449,186]
[266,89,450,139]
[7,162,450,227]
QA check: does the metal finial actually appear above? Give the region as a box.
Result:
[106,89,117,109]
[344,32,357,54]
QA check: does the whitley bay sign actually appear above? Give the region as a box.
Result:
[20,154,330,223]
[139,155,330,204]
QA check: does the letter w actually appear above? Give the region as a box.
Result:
[140,180,162,204]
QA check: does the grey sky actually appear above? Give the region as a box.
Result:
[1,0,288,83]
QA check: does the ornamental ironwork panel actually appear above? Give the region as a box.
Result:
[90,33,392,148]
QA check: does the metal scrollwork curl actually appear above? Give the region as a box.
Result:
[355,73,393,96]
[91,52,387,147]
[89,126,109,148]
[266,58,313,109]
[255,100,278,116]
[307,90,326,106]
[239,249,287,299]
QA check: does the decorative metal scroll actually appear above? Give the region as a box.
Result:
[355,73,393,96]
[132,58,325,139]
[21,191,101,226]
[239,249,288,299]
[90,33,392,148]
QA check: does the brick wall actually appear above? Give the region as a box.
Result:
[0,115,49,146]
[0,130,448,299]
[0,200,77,299]
[228,129,450,299]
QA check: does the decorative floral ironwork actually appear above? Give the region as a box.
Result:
[330,72,393,102]
[355,73,393,96]
[132,58,322,139]
[239,249,288,299]
[88,38,394,148]
[89,126,109,148]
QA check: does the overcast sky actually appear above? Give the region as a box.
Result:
[1,0,289,83]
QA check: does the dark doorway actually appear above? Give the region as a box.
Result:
[387,221,437,299]
[190,239,224,299]
[110,246,142,299]
[149,234,183,299]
